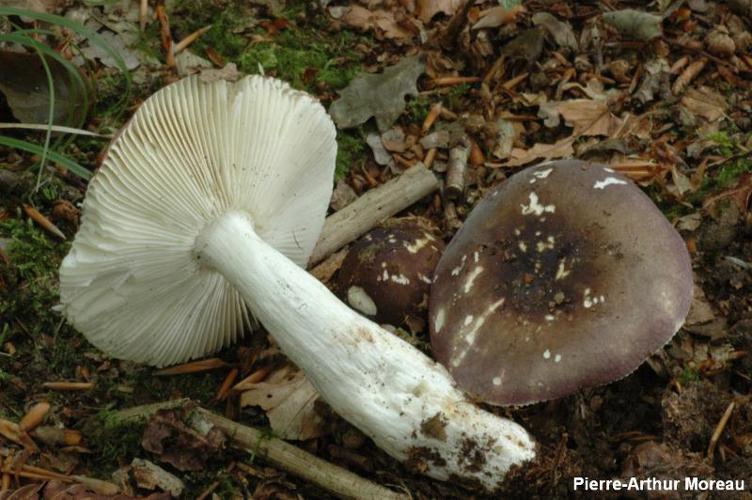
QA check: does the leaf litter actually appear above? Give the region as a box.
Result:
[1,0,751,497]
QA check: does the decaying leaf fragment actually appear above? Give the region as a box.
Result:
[602,9,663,41]
[141,407,225,472]
[332,5,413,40]
[532,12,577,50]
[240,365,325,440]
[541,98,624,137]
[471,5,526,30]
[417,0,465,23]
[0,50,89,126]
[504,137,574,166]
[329,56,425,132]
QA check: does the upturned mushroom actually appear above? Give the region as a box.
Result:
[336,217,443,325]
[59,76,534,489]
[429,160,693,406]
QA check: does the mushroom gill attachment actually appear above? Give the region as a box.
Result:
[59,75,337,367]
[429,160,693,406]
[336,217,443,325]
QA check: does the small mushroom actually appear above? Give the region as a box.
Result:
[429,160,693,406]
[336,217,443,325]
[59,75,534,488]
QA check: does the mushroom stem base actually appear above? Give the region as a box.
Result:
[195,210,536,490]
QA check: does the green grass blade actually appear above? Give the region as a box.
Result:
[0,136,91,180]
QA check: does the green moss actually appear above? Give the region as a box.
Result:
[81,410,145,469]
[406,95,431,123]
[0,218,67,340]
[171,0,252,58]
[679,366,701,385]
[445,83,472,109]
[171,0,367,93]
[715,158,752,188]
[335,130,366,180]
[237,28,363,91]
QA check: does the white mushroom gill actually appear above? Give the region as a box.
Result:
[59,75,535,489]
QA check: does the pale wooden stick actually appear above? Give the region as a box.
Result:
[445,139,469,200]
[116,401,408,500]
[707,401,735,459]
[309,164,438,265]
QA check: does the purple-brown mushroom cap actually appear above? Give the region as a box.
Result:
[337,217,444,325]
[429,160,693,406]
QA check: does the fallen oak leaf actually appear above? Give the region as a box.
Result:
[680,86,728,123]
[329,56,425,132]
[240,365,326,441]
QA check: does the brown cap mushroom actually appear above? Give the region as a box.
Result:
[429,160,693,406]
[336,217,443,325]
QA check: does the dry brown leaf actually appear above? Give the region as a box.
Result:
[680,87,728,123]
[240,365,325,440]
[471,5,525,30]
[531,12,577,50]
[338,6,413,40]
[417,0,465,23]
[544,99,624,137]
[504,137,574,167]
[685,284,717,327]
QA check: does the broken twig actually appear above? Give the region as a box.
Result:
[309,164,439,265]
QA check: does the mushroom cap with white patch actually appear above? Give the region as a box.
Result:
[59,75,337,367]
[336,217,444,324]
[429,160,693,406]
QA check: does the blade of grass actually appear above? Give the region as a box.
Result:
[0,123,110,137]
[0,136,91,180]
[32,42,55,192]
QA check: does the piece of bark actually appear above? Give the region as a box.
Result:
[309,164,439,266]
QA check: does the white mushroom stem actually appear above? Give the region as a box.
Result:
[194,210,535,489]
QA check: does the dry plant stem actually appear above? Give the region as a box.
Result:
[41,381,93,391]
[215,367,238,401]
[116,401,408,500]
[154,357,227,376]
[309,164,439,265]
[139,0,148,31]
[23,204,65,240]
[174,26,212,54]
[422,103,442,133]
[310,247,349,283]
[197,410,409,500]
[445,140,469,200]
[707,401,735,459]
[19,402,49,432]
[433,76,481,86]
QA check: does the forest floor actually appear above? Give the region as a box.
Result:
[1,0,751,498]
